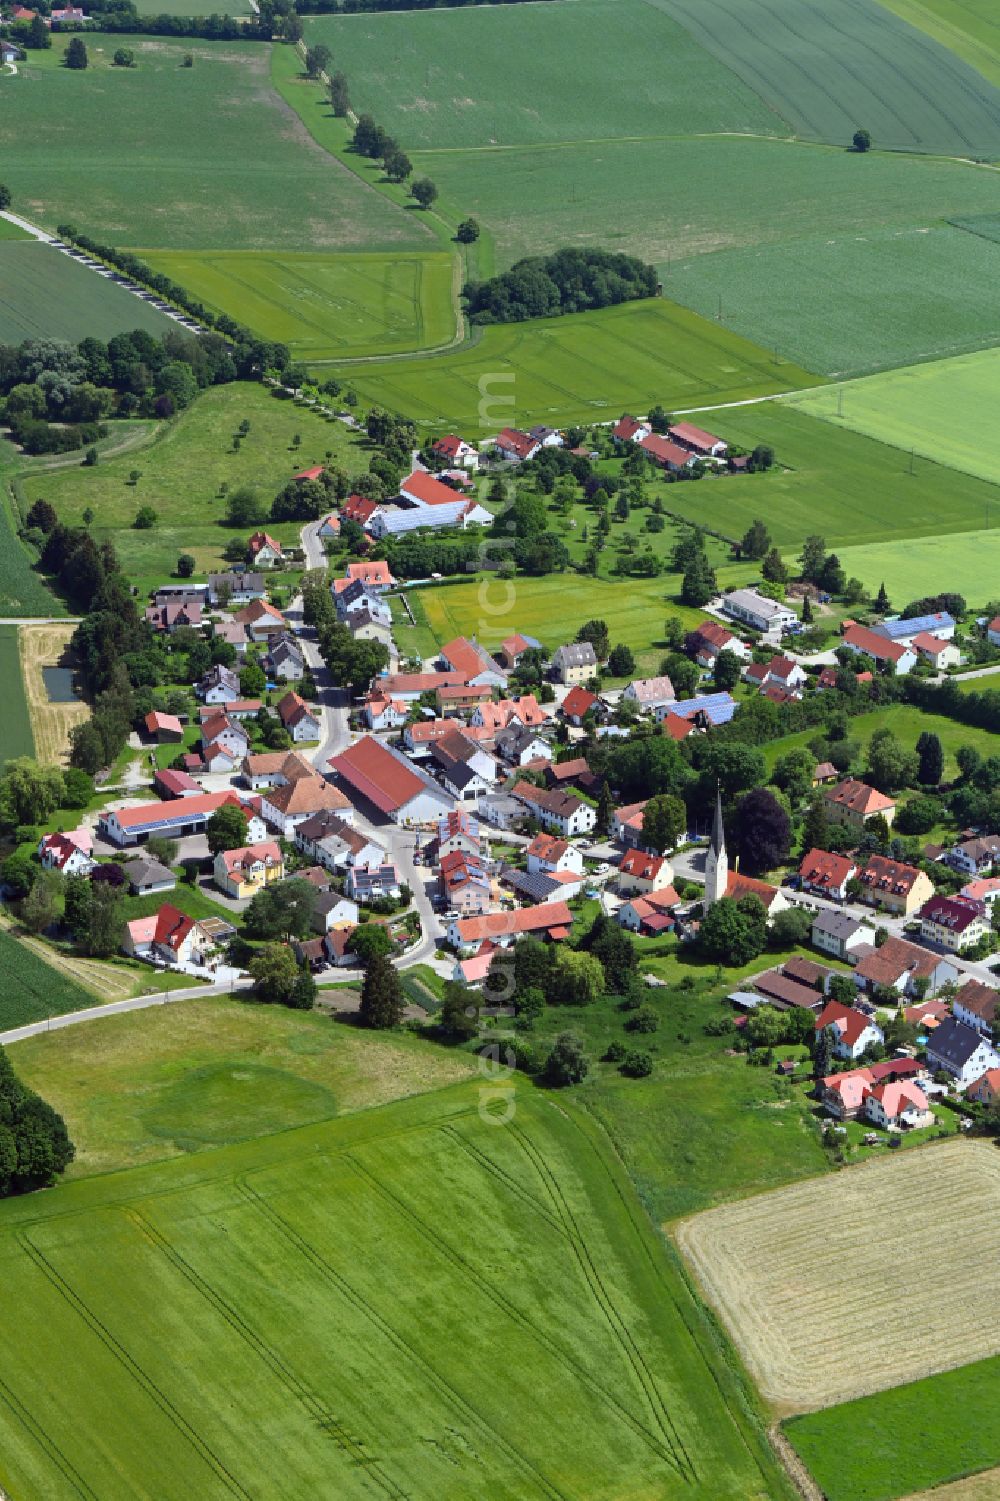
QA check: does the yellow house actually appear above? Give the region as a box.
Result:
[857,855,933,917]
[213,841,284,900]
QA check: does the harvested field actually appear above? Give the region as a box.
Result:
[19,622,87,766]
[903,1469,1000,1501]
[676,1139,1000,1411]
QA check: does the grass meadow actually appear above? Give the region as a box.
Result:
[0,37,427,251]
[0,927,92,1031]
[787,348,1000,486]
[0,1081,796,1501]
[0,218,33,241]
[0,242,175,346]
[332,298,820,432]
[760,704,1000,780]
[304,0,780,150]
[140,248,456,360]
[653,404,1000,551]
[835,528,1000,604]
[658,0,1000,157]
[877,0,1000,84]
[0,626,35,767]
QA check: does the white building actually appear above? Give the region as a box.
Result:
[720,588,797,634]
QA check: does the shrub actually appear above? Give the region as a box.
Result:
[621,1050,653,1078]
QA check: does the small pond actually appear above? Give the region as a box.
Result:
[43,666,79,704]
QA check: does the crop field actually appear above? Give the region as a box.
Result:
[0,241,174,346]
[333,299,820,433]
[678,1139,1000,1412]
[877,0,1000,84]
[0,626,35,767]
[305,0,780,150]
[0,926,93,1032]
[0,38,428,252]
[0,1083,795,1501]
[658,0,1000,157]
[788,348,1000,487]
[651,404,1000,551]
[669,224,1000,376]
[140,248,456,361]
[132,0,249,12]
[903,1469,1000,1501]
[786,1353,1000,1501]
[0,218,32,241]
[835,528,1000,603]
[19,623,87,767]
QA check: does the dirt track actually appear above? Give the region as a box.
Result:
[19,622,87,765]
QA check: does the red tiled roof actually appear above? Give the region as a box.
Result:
[440,636,496,678]
[620,849,666,882]
[726,871,781,909]
[843,623,908,663]
[452,901,573,944]
[613,415,647,441]
[815,1000,875,1048]
[561,685,597,719]
[639,433,691,468]
[799,847,856,890]
[347,560,394,587]
[247,531,282,556]
[330,736,427,815]
[669,421,722,452]
[661,712,695,741]
[293,466,324,482]
[826,778,895,817]
[400,470,462,507]
[495,428,538,460]
[108,790,246,830]
[145,711,182,736]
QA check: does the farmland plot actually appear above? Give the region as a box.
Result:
[0,626,35,765]
[0,241,174,346]
[677,1139,1000,1411]
[0,926,94,1032]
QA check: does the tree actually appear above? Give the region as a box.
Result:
[383,147,412,183]
[359,951,403,1029]
[769,905,813,949]
[732,788,791,874]
[289,968,317,1011]
[348,923,393,965]
[662,652,698,699]
[112,47,135,67]
[134,505,157,530]
[0,185,11,211]
[244,879,315,942]
[456,218,480,244]
[304,42,331,78]
[957,744,982,782]
[206,802,249,855]
[577,618,610,660]
[917,731,944,787]
[681,552,717,607]
[249,944,298,1006]
[853,128,872,152]
[642,793,686,854]
[761,547,787,584]
[698,895,768,965]
[772,747,816,807]
[410,177,438,209]
[801,594,814,625]
[799,534,826,583]
[596,779,613,835]
[714,648,741,692]
[63,874,93,940]
[438,981,478,1040]
[544,1032,589,1086]
[145,836,179,866]
[866,728,919,792]
[85,881,122,958]
[607,643,634,677]
[740,518,771,560]
[0,1046,75,1196]
[64,37,88,69]
[875,581,891,614]
[328,71,350,116]
[239,660,266,698]
[21,876,58,936]
[812,1024,833,1080]
[828,972,857,1007]
[0,759,65,826]
[26,499,57,534]
[550,949,605,1007]
[588,916,637,993]
[749,444,775,472]
[176,553,196,578]
[226,487,264,528]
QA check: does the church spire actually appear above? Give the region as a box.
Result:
[710,784,725,856]
[704,784,728,909]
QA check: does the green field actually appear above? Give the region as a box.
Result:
[0,1080,795,1501]
[330,298,820,432]
[785,1353,1000,1501]
[878,0,1000,84]
[0,37,428,251]
[658,0,1000,156]
[131,0,249,12]
[836,528,1000,602]
[647,403,1000,551]
[0,626,35,768]
[0,218,32,242]
[787,348,1000,486]
[305,0,781,149]
[761,705,1000,781]
[669,225,1000,376]
[0,927,92,1031]
[0,461,62,618]
[140,248,456,360]
[0,241,175,345]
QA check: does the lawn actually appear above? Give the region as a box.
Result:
[9,996,476,1177]
[835,528,1000,604]
[0,1081,796,1501]
[0,37,427,251]
[761,704,1000,780]
[0,625,35,767]
[19,382,367,593]
[0,241,175,345]
[304,0,781,150]
[0,925,93,1031]
[657,0,1000,156]
[331,298,820,433]
[785,1348,1000,1501]
[786,348,1000,487]
[647,403,1000,551]
[139,248,456,361]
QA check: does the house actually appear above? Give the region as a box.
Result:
[439,636,507,688]
[259,776,351,840]
[211,621,249,656]
[363,693,409,733]
[317,512,341,544]
[397,468,492,518]
[494,726,552,767]
[346,864,402,902]
[639,433,694,472]
[988,616,1000,649]
[549,641,598,684]
[510,781,596,838]
[720,588,797,635]
[526,832,584,877]
[247,531,283,568]
[961,877,1000,906]
[276,690,321,743]
[919,893,989,952]
[199,712,249,761]
[124,904,235,969]
[207,572,265,605]
[666,692,738,728]
[528,425,564,449]
[213,841,284,899]
[198,699,261,726]
[842,622,917,674]
[815,1000,884,1061]
[723,871,790,918]
[478,792,526,831]
[430,809,482,860]
[560,685,599,725]
[234,599,287,642]
[430,736,496,805]
[380,670,469,704]
[744,655,807,695]
[613,800,649,849]
[687,621,749,667]
[544,758,601,798]
[295,811,383,873]
[612,414,651,444]
[123,855,176,896]
[952,978,1000,1037]
[496,633,539,671]
[342,560,395,593]
[820,1059,926,1120]
[799,847,858,902]
[99,790,266,849]
[198,665,241,704]
[240,749,315,791]
[873,612,956,646]
[452,945,498,988]
[37,830,93,876]
[968,1069,1000,1106]
[811,909,874,963]
[447,900,573,953]
[267,636,305,682]
[863,1080,934,1130]
[144,711,184,743]
[494,428,540,463]
[812,761,839,785]
[753,970,827,1013]
[431,434,479,469]
[618,848,675,896]
[154,768,202,800]
[857,854,933,917]
[668,421,727,458]
[312,893,360,933]
[623,675,675,712]
[144,601,203,633]
[911,632,961,670]
[853,936,959,996]
[471,694,548,734]
[440,849,493,913]
[926,1017,1000,1088]
[825,777,897,831]
[616,888,679,935]
[330,735,454,825]
[947,835,1000,877]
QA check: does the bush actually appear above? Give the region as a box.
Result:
[604,1041,627,1063]
[620,1049,653,1078]
[625,1006,659,1034]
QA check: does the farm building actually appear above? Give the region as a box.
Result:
[330,736,454,825]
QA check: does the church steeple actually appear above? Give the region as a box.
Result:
[710,785,725,857]
[704,784,728,908]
